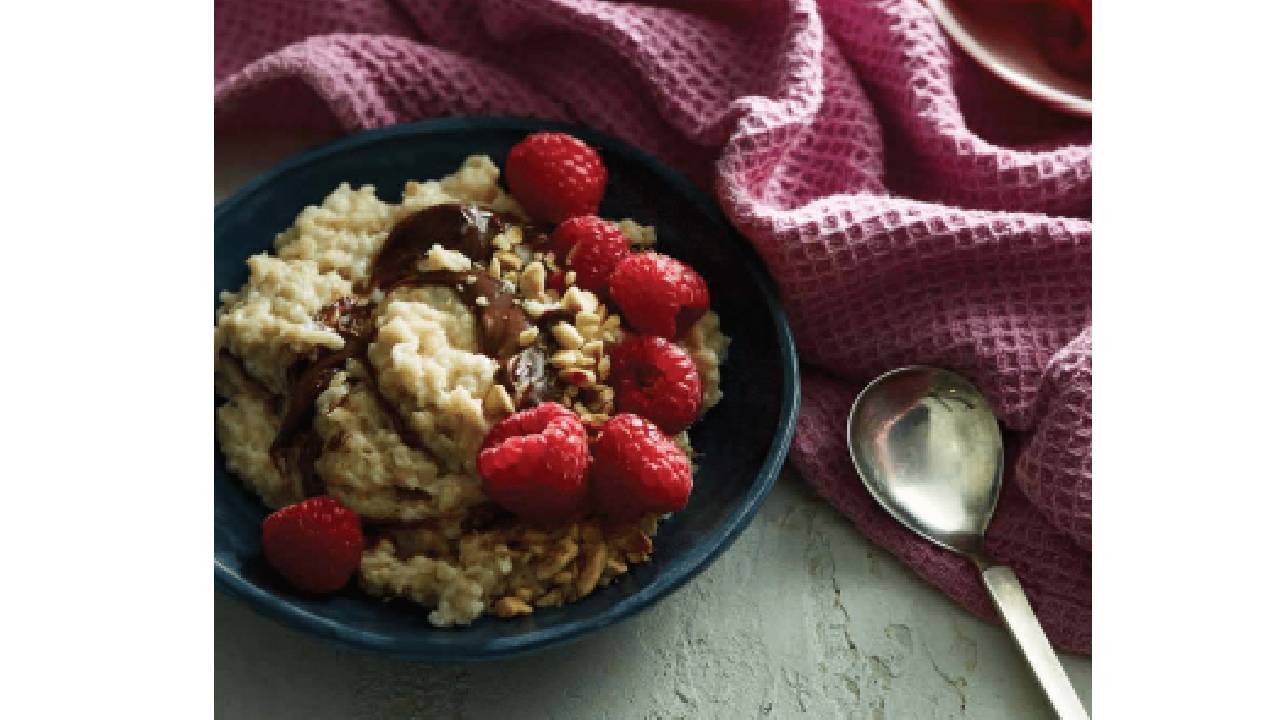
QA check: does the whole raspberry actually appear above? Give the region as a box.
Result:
[608,252,710,339]
[609,335,703,433]
[477,402,591,525]
[504,132,607,225]
[261,496,364,594]
[589,413,693,521]
[549,215,631,293]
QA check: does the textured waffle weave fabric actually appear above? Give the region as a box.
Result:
[216,0,1092,653]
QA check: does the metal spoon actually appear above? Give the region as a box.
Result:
[847,366,1089,720]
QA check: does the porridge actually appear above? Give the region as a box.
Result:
[216,134,729,626]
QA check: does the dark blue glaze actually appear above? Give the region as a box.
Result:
[215,117,800,661]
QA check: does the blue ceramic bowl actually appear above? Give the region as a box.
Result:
[215,118,799,661]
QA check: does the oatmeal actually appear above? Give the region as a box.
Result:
[216,146,730,626]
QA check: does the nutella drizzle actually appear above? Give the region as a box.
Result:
[296,431,326,497]
[370,203,504,288]
[268,203,561,494]
[274,299,374,452]
[409,270,529,359]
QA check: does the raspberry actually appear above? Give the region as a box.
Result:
[589,413,693,521]
[504,132,607,225]
[609,335,703,433]
[477,402,591,525]
[261,496,364,594]
[608,252,709,339]
[549,215,631,293]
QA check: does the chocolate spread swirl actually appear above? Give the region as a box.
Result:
[370,203,505,288]
[268,203,559,495]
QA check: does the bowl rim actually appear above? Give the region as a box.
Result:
[214,116,801,662]
[926,0,1092,117]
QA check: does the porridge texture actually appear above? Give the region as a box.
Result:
[215,155,730,626]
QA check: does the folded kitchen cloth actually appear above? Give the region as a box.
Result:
[216,0,1092,654]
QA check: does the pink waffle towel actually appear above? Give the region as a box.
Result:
[216,0,1092,653]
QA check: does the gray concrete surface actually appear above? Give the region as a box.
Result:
[215,137,1091,719]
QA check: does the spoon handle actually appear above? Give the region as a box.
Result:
[977,561,1090,720]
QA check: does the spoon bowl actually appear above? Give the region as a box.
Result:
[846,366,1003,556]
